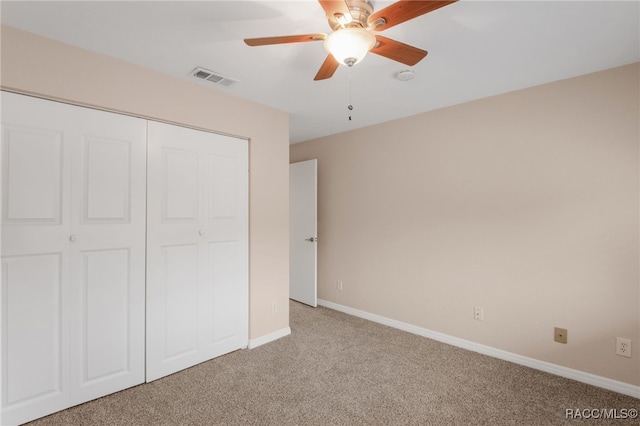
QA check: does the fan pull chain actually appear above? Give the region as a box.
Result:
[347,68,353,121]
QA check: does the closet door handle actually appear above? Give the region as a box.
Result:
[198,229,205,236]
[69,234,78,243]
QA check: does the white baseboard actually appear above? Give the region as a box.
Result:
[248,326,291,349]
[318,299,640,399]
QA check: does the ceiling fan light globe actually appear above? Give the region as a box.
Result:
[324,28,376,67]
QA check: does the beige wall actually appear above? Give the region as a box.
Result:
[1,25,290,341]
[291,63,640,386]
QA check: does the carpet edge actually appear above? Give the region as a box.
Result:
[317,299,640,399]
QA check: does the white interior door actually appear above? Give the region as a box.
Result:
[146,121,248,382]
[289,159,317,307]
[67,103,147,405]
[1,93,72,426]
[1,92,146,425]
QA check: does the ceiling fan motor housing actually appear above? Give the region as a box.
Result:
[328,0,374,30]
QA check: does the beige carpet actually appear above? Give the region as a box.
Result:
[29,301,638,425]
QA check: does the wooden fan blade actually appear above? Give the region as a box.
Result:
[244,34,325,46]
[318,0,351,21]
[314,55,340,81]
[369,0,457,31]
[371,35,428,66]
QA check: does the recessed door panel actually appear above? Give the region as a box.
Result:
[209,241,238,343]
[209,155,237,220]
[163,148,199,222]
[163,244,199,359]
[83,137,131,223]
[2,254,63,405]
[2,127,63,224]
[81,249,130,383]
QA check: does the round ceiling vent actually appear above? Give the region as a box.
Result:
[395,70,416,81]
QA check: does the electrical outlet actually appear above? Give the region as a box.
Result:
[271,302,278,314]
[554,327,568,344]
[337,280,343,291]
[473,307,483,321]
[616,337,632,358]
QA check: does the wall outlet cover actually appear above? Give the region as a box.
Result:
[473,307,484,321]
[616,337,632,357]
[554,327,568,344]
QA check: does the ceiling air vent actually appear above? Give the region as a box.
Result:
[190,67,238,87]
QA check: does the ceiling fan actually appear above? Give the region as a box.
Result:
[244,0,458,81]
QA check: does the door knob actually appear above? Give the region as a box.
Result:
[305,237,317,242]
[69,234,78,243]
[198,229,205,236]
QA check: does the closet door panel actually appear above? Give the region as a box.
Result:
[146,125,202,381]
[147,121,248,382]
[204,143,248,355]
[70,106,146,404]
[1,93,73,425]
[1,92,146,424]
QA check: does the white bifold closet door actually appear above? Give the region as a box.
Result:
[146,121,248,382]
[1,92,146,425]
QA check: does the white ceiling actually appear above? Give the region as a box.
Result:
[1,1,639,143]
